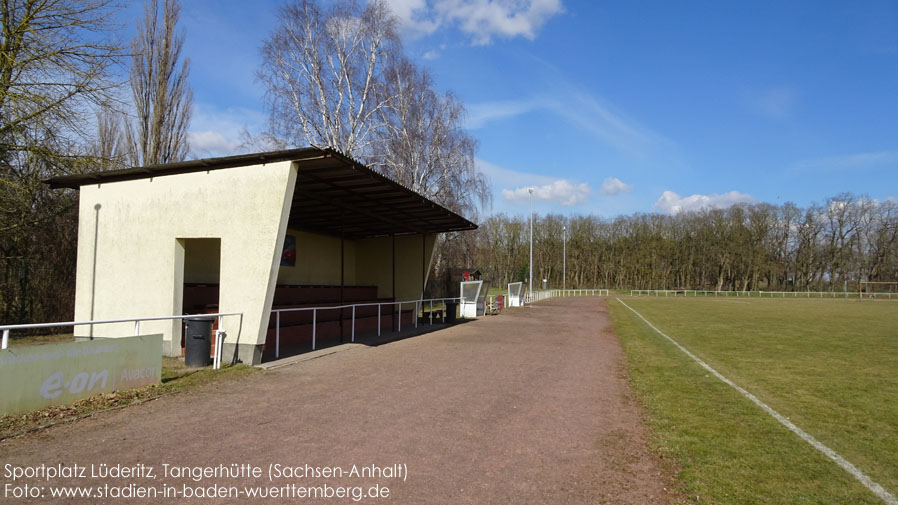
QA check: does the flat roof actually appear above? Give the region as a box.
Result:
[45,147,478,239]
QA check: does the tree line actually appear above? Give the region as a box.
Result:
[472,195,898,293]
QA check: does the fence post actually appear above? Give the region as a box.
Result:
[215,315,224,370]
[430,300,433,325]
[352,306,356,343]
[378,304,381,337]
[312,309,317,350]
[398,303,402,332]
[1,329,8,350]
[415,301,418,329]
[134,320,140,336]
[276,311,280,359]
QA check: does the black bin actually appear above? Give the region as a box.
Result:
[185,317,214,367]
[444,301,457,324]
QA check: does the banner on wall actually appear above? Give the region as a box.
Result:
[281,234,296,267]
[0,334,163,415]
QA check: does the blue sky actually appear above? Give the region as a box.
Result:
[116,0,898,217]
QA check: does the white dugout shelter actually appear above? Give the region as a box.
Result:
[47,148,477,364]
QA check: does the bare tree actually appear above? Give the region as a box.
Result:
[128,0,193,166]
[0,0,121,159]
[375,57,490,216]
[0,0,123,324]
[93,105,130,171]
[258,0,399,156]
[258,0,491,288]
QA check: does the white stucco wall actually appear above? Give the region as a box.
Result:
[73,161,296,357]
[276,229,357,285]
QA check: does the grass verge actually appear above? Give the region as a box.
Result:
[607,297,897,504]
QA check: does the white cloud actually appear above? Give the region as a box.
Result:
[547,92,669,156]
[422,49,440,59]
[653,190,755,215]
[385,0,564,44]
[502,180,591,206]
[188,131,242,157]
[476,158,555,188]
[385,0,440,36]
[793,150,898,172]
[468,93,670,158]
[600,177,632,195]
[467,99,539,129]
[187,103,266,158]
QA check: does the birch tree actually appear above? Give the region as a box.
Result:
[375,57,489,215]
[258,0,399,156]
[258,0,492,286]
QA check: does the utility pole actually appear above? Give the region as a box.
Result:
[563,224,566,291]
[529,188,534,301]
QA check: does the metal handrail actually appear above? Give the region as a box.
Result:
[270,297,461,358]
[0,312,242,370]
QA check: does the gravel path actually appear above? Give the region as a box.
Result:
[1,297,675,504]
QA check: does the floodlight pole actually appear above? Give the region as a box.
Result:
[563,224,566,291]
[529,188,534,301]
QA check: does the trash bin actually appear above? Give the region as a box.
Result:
[445,301,457,324]
[185,317,214,367]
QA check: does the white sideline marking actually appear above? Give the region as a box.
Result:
[615,298,898,505]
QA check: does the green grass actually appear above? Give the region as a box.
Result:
[487,286,507,296]
[6,332,74,346]
[608,297,898,504]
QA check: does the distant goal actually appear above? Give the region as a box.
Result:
[507,282,524,307]
[460,280,485,318]
[859,281,898,299]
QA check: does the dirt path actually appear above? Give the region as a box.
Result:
[1,298,675,504]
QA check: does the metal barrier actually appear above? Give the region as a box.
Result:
[628,289,896,299]
[552,289,610,297]
[523,288,610,305]
[0,312,242,370]
[270,297,461,359]
[486,294,499,314]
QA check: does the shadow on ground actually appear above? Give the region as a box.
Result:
[258,318,477,364]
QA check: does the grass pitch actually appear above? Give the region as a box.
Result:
[608,297,898,504]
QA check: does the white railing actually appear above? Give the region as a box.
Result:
[524,289,550,304]
[486,294,500,314]
[270,297,461,359]
[0,312,242,370]
[552,289,610,297]
[629,289,896,300]
[523,288,610,305]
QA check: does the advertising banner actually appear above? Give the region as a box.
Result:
[0,334,163,415]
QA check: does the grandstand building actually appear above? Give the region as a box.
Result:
[46,148,477,364]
